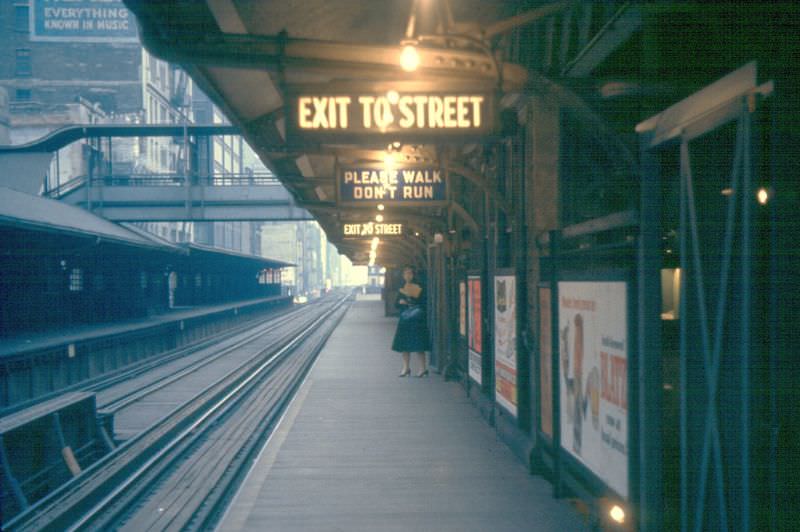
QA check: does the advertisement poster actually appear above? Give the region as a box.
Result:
[467,276,482,384]
[459,281,466,337]
[558,281,628,498]
[539,286,553,438]
[494,275,517,417]
[31,0,139,42]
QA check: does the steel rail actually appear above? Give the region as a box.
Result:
[5,292,351,531]
[0,297,297,418]
[95,301,317,413]
[69,294,351,531]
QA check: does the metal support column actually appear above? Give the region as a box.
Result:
[638,131,663,531]
[483,187,495,399]
[0,435,28,511]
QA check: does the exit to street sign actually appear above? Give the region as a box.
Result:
[343,222,404,238]
[287,86,495,142]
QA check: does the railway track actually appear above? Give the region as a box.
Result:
[94,299,323,416]
[0,297,298,419]
[5,291,352,531]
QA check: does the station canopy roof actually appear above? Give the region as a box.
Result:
[122,0,540,267]
[0,186,181,252]
[0,187,290,269]
[186,243,295,269]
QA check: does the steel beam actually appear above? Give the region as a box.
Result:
[139,30,527,91]
[0,124,238,153]
[562,5,642,78]
[483,1,572,38]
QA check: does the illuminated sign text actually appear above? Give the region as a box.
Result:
[288,89,495,141]
[297,95,485,130]
[338,166,446,205]
[343,222,404,238]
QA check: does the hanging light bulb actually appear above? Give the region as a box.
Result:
[400,44,420,72]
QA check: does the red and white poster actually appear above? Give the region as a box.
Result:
[459,281,466,337]
[467,276,482,384]
[558,281,628,498]
[494,275,517,416]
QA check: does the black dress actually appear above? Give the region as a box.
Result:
[391,288,431,352]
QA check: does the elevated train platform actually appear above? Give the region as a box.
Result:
[219,295,587,532]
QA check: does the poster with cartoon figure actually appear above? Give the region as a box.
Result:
[558,281,628,498]
[494,275,517,416]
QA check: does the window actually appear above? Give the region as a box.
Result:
[15,89,31,101]
[15,49,31,77]
[15,4,29,32]
[69,268,84,292]
[140,271,148,289]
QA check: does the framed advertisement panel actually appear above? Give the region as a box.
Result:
[494,274,517,417]
[467,275,482,384]
[557,280,629,498]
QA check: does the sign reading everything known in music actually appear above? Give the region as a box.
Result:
[288,90,495,142]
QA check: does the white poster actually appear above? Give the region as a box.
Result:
[494,275,517,416]
[558,281,628,498]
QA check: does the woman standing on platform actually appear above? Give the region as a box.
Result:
[392,266,431,377]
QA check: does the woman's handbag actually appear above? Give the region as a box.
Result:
[399,305,423,322]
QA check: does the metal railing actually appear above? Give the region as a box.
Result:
[44,173,282,198]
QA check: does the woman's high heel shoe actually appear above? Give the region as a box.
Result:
[415,369,429,378]
[398,369,411,377]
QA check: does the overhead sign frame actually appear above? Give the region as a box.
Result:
[336,161,449,208]
[286,81,498,144]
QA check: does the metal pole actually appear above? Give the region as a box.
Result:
[87,141,94,211]
[639,130,663,531]
[0,435,28,510]
[767,91,778,532]
[740,97,753,532]
[678,137,689,532]
[484,184,495,400]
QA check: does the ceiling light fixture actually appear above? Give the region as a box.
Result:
[400,44,420,72]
